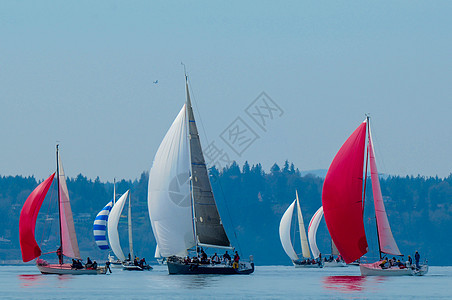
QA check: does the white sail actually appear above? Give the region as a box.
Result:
[154,245,161,258]
[296,191,311,259]
[148,104,195,258]
[107,190,129,261]
[308,206,324,259]
[279,200,299,261]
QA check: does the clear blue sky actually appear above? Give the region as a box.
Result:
[1,0,451,180]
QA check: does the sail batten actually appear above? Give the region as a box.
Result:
[368,128,402,256]
[186,82,230,248]
[19,173,56,262]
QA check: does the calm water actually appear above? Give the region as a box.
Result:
[1,265,450,299]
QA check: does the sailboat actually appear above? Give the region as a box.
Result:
[108,190,152,271]
[307,206,346,267]
[322,117,428,276]
[279,191,323,268]
[147,75,254,275]
[19,145,107,275]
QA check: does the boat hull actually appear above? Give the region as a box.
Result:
[360,263,428,276]
[37,262,107,275]
[293,259,323,268]
[122,263,153,271]
[167,258,254,275]
[324,260,347,268]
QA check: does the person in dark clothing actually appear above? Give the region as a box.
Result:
[92,261,98,269]
[86,257,93,268]
[415,251,420,269]
[56,247,63,264]
[105,261,112,273]
[200,249,208,264]
[223,251,231,264]
[128,253,131,261]
[408,255,412,266]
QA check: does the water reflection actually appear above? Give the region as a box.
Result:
[18,274,43,287]
[323,275,367,292]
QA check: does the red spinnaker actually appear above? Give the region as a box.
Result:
[19,173,55,262]
[322,122,368,263]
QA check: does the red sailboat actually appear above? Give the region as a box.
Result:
[322,117,428,276]
[19,145,107,275]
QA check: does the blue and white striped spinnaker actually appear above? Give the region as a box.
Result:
[93,200,113,250]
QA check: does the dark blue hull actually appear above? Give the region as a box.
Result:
[167,259,254,275]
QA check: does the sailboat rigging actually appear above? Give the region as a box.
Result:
[147,75,254,274]
[322,117,428,276]
[20,145,107,274]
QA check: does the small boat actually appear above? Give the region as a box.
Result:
[147,75,254,275]
[322,117,428,276]
[307,206,346,268]
[279,191,323,268]
[155,245,167,265]
[19,145,106,275]
[108,190,152,271]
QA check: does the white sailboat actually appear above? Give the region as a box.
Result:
[108,190,152,271]
[307,206,346,267]
[147,75,254,275]
[279,191,323,268]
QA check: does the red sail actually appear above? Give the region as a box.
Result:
[322,122,368,264]
[19,173,55,262]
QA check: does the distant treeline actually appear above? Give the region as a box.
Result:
[1,161,451,265]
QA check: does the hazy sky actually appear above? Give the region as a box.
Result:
[1,1,451,181]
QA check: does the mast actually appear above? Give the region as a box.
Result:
[128,192,134,260]
[113,178,116,205]
[56,144,63,263]
[362,116,370,213]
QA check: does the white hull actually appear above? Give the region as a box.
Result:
[324,260,347,268]
[360,263,428,276]
[37,263,107,275]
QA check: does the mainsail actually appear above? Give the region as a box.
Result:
[295,191,311,259]
[322,121,368,264]
[186,82,230,248]
[107,190,129,261]
[279,200,299,261]
[57,152,81,259]
[93,200,113,250]
[148,105,195,258]
[307,206,324,259]
[368,127,401,256]
[19,173,55,262]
